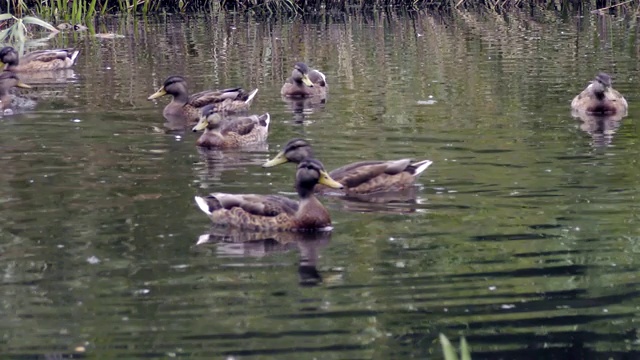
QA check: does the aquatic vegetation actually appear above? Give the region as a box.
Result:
[0,13,58,43]
[440,334,472,360]
[1,0,638,17]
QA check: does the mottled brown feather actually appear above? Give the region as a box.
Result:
[195,159,338,231]
[195,113,270,149]
[571,73,627,115]
[281,62,328,98]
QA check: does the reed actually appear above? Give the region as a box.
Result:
[0,0,638,18]
[440,334,472,360]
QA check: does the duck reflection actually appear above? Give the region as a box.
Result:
[282,96,327,123]
[162,113,192,132]
[194,143,269,182]
[15,69,77,85]
[572,109,625,147]
[196,228,331,286]
[336,187,426,214]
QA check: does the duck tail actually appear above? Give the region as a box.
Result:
[194,196,213,215]
[259,112,270,129]
[245,88,259,104]
[70,50,80,64]
[410,160,433,177]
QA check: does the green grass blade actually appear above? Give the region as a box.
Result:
[0,27,11,42]
[440,334,459,360]
[87,0,98,18]
[0,13,14,21]
[460,337,471,360]
[22,16,58,32]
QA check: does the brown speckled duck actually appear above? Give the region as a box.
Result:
[281,62,327,98]
[571,73,627,115]
[195,158,343,231]
[191,105,270,149]
[148,76,258,122]
[0,72,32,114]
[263,139,433,195]
[0,47,79,72]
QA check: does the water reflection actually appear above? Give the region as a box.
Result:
[193,145,268,182]
[336,186,425,213]
[571,110,625,147]
[196,228,331,286]
[2,9,640,360]
[282,96,327,123]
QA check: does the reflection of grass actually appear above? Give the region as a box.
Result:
[440,334,471,360]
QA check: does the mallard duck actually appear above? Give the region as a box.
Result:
[263,139,433,195]
[191,104,270,149]
[571,73,627,115]
[0,72,32,114]
[194,158,344,231]
[281,62,327,98]
[148,76,259,122]
[0,47,79,72]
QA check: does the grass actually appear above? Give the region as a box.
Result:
[0,0,637,18]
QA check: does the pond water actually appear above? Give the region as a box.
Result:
[1,9,640,359]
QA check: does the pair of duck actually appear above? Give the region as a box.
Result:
[147,62,328,148]
[195,139,434,232]
[0,46,79,112]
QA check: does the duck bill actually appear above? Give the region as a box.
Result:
[318,171,344,189]
[301,75,314,87]
[192,117,208,132]
[148,87,166,100]
[262,152,289,167]
[16,81,31,89]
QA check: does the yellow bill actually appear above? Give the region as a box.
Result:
[318,170,344,189]
[192,116,208,132]
[147,87,166,100]
[301,74,314,87]
[262,152,290,168]
[16,81,31,89]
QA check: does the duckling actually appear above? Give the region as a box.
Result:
[0,47,79,72]
[192,105,270,149]
[0,72,32,114]
[148,76,258,122]
[263,139,433,195]
[281,62,327,98]
[571,73,627,115]
[195,158,344,231]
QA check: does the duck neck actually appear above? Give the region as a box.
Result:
[591,83,606,100]
[173,91,190,105]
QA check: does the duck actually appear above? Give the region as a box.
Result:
[148,76,258,122]
[571,73,627,115]
[195,158,344,231]
[0,47,79,72]
[0,72,32,114]
[191,104,270,149]
[281,62,327,98]
[263,138,433,195]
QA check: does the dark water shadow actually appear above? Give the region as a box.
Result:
[331,186,425,214]
[281,96,327,124]
[571,110,625,147]
[193,143,268,182]
[195,228,332,286]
